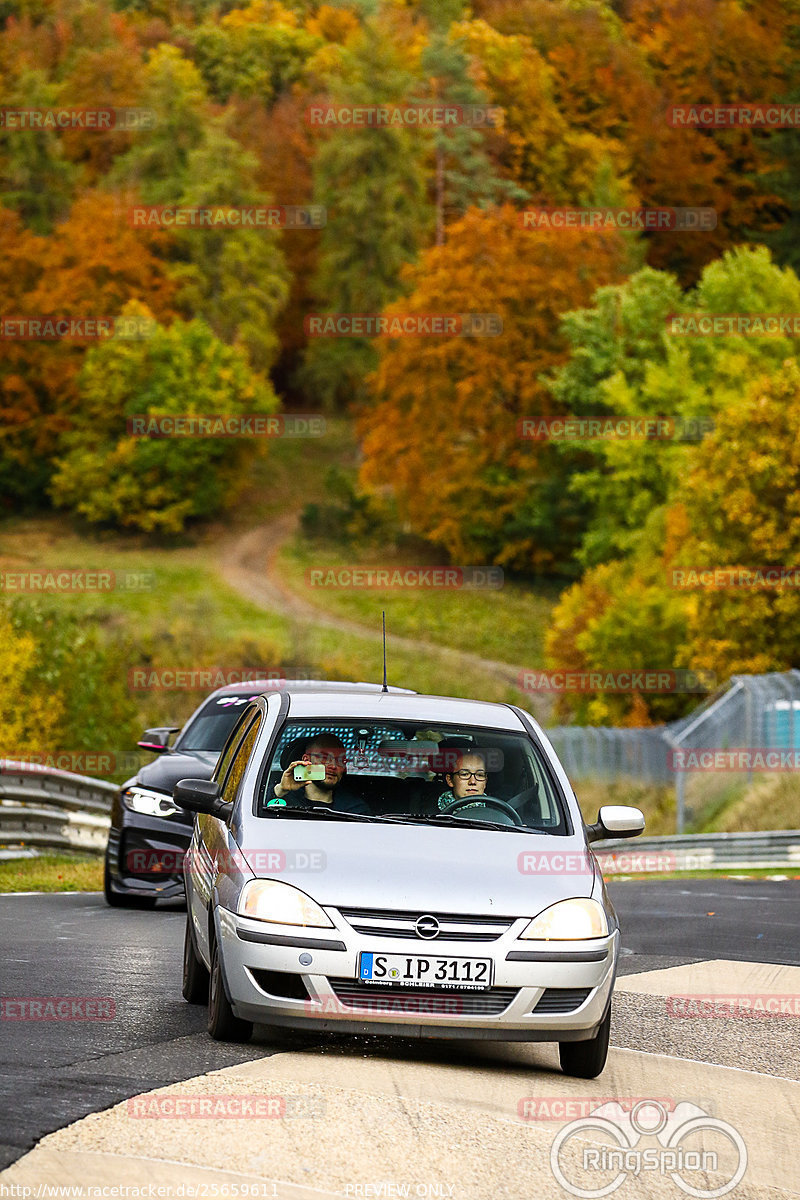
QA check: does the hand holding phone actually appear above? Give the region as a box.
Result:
[293,763,326,783]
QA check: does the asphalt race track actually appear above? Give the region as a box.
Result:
[1,879,799,1173]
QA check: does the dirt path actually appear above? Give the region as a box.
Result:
[215,514,550,720]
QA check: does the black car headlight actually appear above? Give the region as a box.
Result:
[122,786,180,818]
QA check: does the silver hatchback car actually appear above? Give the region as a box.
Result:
[177,689,644,1078]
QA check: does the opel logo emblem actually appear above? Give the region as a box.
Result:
[415,914,440,939]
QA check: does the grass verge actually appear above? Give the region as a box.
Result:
[0,853,103,892]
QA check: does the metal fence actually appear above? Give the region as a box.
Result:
[0,760,114,856]
[547,670,800,832]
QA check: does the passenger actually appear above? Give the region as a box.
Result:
[271,733,370,814]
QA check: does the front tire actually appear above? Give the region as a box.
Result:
[208,935,253,1043]
[559,1007,611,1079]
[182,916,209,1003]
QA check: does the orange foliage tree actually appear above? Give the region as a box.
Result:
[1,191,177,506]
[358,205,629,573]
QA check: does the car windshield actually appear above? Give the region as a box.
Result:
[175,694,261,753]
[255,718,569,834]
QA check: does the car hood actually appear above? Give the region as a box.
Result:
[136,750,218,793]
[236,819,597,916]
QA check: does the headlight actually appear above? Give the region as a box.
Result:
[521,898,608,940]
[122,786,180,818]
[238,880,333,928]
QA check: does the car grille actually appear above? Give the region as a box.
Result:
[328,979,519,1016]
[532,988,592,1014]
[338,906,514,942]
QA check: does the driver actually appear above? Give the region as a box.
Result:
[437,750,498,812]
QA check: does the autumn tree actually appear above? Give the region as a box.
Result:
[358,205,629,573]
[676,359,800,679]
[50,302,279,534]
[547,246,800,569]
[111,43,290,373]
[0,192,176,507]
[300,20,431,407]
[182,0,322,105]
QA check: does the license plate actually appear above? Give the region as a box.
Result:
[358,952,493,990]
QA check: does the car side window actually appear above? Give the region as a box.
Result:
[220,713,263,806]
[214,705,257,788]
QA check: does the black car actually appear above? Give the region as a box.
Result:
[103,679,414,907]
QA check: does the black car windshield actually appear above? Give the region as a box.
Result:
[175,694,261,753]
[256,718,570,834]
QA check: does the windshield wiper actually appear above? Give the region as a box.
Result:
[399,814,543,834]
[260,806,406,824]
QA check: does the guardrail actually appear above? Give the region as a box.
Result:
[0,760,115,857]
[596,830,800,873]
[1,759,798,871]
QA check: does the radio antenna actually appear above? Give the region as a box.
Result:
[381,610,388,692]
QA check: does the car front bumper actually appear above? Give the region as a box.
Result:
[106,809,192,899]
[216,905,618,1041]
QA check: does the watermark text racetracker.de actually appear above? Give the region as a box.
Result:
[0,1187,278,1199]
[0,570,154,593]
[126,1094,325,1119]
[666,994,800,1018]
[304,313,501,337]
[126,414,325,439]
[126,847,327,874]
[518,416,714,442]
[669,103,800,127]
[307,103,502,128]
[516,850,687,875]
[1,315,155,341]
[671,567,800,589]
[668,313,800,336]
[8,752,146,776]
[1,997,116,1020]
[519,207,716,231]
[520,669,715,694]
[306,566,503,590]
[0,106,155,130]
[129,205,325,229]
[670,748,800,772]
[127,667,320,691]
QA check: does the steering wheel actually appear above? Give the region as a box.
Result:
[440,796,524,826]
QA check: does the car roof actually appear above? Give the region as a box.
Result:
[282,690,527,732]
[206,679,416,700]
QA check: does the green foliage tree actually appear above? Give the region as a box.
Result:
[111,43,290,372]
[300,21,431,408]
[183,1,322,105]
[0,68,79,231]
[415,18,527,244]
[50,303,279,534]
[548,247,800,569]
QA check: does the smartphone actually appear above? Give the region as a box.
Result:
[293,763,327,783]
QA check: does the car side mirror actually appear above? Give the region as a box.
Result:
[138,727,180,753]
[173,778,229,819]
[586,804,645,843]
